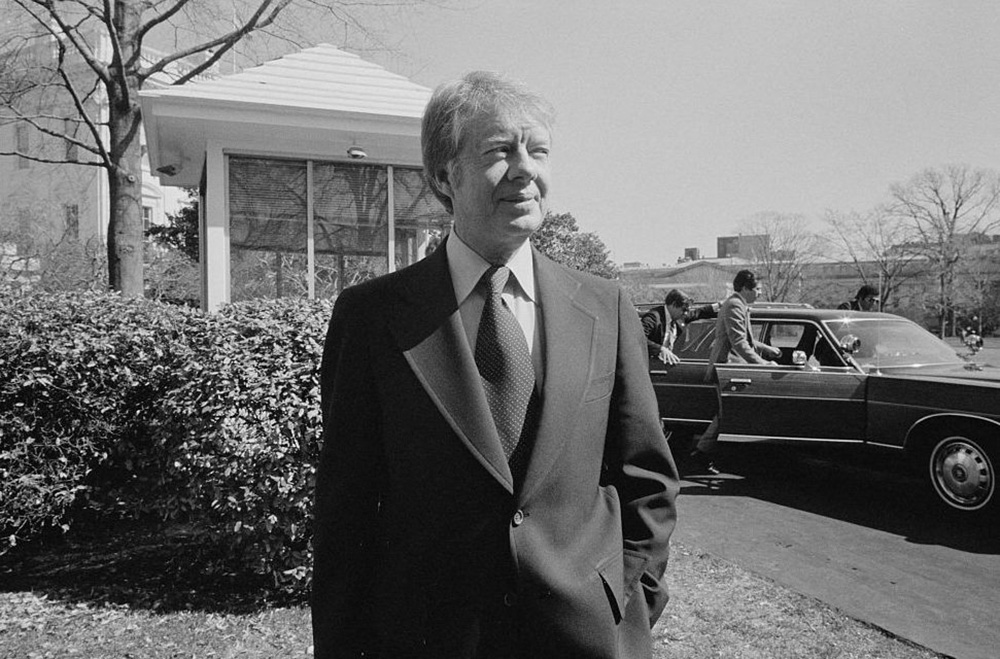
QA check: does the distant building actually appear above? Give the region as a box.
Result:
[716,234,767,259]
[683,247,700,261]
[0,30,193,263]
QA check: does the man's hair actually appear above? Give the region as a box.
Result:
[664,289,691,308]
[733,269,757,292]
[855,284,879,300]
[421,70,555,214]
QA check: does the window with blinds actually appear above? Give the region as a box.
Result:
[228,156,450,301]
[229,157,309,301]
[313,162,389,298]
[393,167,451,269]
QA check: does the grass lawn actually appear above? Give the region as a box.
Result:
[1,521,946,659]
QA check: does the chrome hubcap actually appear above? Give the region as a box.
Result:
[931,438,994,510]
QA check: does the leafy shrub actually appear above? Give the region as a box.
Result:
[1,290,332,593]
[151,298,330,589]
[0,291,196,548]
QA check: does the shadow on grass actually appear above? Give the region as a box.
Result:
[0,519,305,614]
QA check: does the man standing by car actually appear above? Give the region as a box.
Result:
[838,284,879,311]
[640,289,719,365]
[689,269,780,472]
[313,71,679,659]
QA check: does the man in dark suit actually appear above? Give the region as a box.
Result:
[838,284,879,311]
[640,289,719,365]
[312,71,679,659]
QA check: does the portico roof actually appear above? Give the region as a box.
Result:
[141,44,433,187]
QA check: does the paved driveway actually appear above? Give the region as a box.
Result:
[671,444,1000,659]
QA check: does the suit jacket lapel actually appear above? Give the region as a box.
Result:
[391,243,514,493]
[520,251,597,500]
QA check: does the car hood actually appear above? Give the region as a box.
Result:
[875,361,1000,383]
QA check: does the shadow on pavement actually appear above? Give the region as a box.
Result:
[677,443,1000,555]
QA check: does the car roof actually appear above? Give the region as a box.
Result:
[748,307,905,321]
[635,301,905,323]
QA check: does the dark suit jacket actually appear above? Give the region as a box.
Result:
[640,303,718,357]
[313,243,679,659]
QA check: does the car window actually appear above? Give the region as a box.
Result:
[675,318,715,360]
[758,320,845,367]
[767,323,805,348]
[825,317,963,367]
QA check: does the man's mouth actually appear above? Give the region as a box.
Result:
[501,193,536,204]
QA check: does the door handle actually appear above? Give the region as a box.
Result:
[727,377,752,392]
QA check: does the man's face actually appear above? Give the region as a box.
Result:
[859,295,877,311]
[742,284,760,304]
[666,301,689,322]
[440,109,551,262]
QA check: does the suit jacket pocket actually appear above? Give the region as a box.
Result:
[596,551,625,624]
[596,547,650,626]
[583,370,615,403]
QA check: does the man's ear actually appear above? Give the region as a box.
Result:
[434,166,453,198]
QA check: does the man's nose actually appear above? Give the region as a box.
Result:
[507,145,538,181]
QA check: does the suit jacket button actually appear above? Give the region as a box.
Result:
[512,510,525,527]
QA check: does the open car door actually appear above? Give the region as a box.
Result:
[715,319,868,443]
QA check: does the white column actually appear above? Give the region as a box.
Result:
[387,165,395,273]
[203,142,230,312]
[307,161,315,298]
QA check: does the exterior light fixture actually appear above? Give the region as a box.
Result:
[347,146,367,160]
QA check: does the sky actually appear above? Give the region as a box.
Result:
[361,1,1000,266]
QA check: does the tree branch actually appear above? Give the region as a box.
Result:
[134,0,195,48]
[140,0,295,84]
[53,38,115,169]
[12,0,113,85]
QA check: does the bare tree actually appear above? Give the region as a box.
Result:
[952,244,1000,336]
[0,0,433,296]
[889,165,1000,337]
[736,211,821,303]
[822,206,925,309]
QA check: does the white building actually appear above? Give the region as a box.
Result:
[0,31,190,264]
[141,44,450,311]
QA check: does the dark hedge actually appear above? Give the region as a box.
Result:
[0,291,331,591]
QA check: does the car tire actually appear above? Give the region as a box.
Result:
[927,434,997,514]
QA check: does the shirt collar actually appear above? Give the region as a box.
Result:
[446,233,536,305]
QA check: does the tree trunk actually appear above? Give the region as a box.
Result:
[106,122,144,296]
[106,0,144,297]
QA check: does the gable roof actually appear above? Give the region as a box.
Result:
[140,44,432,187]
[142,43,431,118]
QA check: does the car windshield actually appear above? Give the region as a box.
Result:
[823,317,963,368]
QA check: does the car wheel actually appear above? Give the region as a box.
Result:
[928,434,996,513]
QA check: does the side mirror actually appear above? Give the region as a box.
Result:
[839,334,861,354]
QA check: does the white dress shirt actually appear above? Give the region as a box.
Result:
[446,233,544,380]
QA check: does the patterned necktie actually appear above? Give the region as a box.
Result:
[474,266,537,468]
